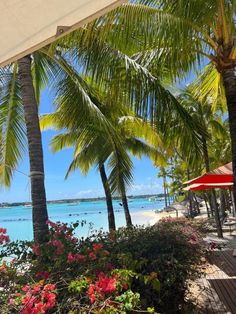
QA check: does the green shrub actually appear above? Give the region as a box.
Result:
[92,218,207,313]
[0,218,207,313]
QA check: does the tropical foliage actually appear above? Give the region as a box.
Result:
[0,218,208,313]
[40,79,165,230]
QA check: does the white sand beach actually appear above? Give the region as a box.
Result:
[131,208,184,226]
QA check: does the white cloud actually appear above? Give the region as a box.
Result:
[75,189,104,198]
[128,181,162,195]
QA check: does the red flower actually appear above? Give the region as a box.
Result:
[36,271,49,280]
[0,264,6,272]
[92,243,103,251]
[87,273,117,304]
[43,284,56,291]
[20,283,57,314]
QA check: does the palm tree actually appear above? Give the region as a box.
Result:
[178,89,228,237]
[0,53,56,243]
[0,49,123,242]
[18,56,48,243]
[88,0,236,206]
[0,3,207,240]
[41,85,164,230]
[99,163,116,231]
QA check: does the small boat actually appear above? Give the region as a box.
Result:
[24,204,31,208]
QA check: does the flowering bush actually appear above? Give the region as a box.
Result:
[99,218,207,313]
[0,218,208,313]
[16,282,57,314]
[0,222,157,313]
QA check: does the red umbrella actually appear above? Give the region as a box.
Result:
[183,182,233,191]
[184,162,233,185]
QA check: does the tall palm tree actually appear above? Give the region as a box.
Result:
[0,49,124,242]
[87,0,236,205]
[178,89,228,237]
[0,4,207,240]
[18,55,48,243]
[41,86,165,230]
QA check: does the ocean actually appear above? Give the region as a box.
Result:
[0,197,165,241]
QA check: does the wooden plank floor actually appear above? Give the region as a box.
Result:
[208,279,236,313]
[209,250,236,276]
[192,233,236,313]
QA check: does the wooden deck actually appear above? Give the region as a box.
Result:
[194,233,236,313]
[209,250,236,276]
[208,279,236,313]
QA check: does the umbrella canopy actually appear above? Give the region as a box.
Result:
[0,0,125,67]
[183,182,233,191]
[184,162,233,185]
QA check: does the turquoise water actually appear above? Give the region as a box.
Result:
[0,197,165,241]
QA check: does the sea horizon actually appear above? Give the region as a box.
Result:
[0,196,166,241]
[0,193,166,207]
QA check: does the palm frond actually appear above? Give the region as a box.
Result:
[190,64,227,113]
[0,64,26,186]
[108,150,133,195]
[125,138,167,167]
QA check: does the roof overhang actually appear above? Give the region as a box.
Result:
[0,0,126,67]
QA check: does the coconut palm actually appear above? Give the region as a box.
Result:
[88,0,236,205]
[0,49,125,242]
[178,89,229,237]
[0,2,207,240]
[41,83,165,230]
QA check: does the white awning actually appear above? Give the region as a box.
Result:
[0,0,126,67]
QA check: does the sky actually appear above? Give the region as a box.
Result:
[0,89,164,203]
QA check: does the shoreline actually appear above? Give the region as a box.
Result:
[131,207,184,226]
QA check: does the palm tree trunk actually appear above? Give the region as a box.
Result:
[18,55,49,243]
[202,136,210,172]
[163,174,168,208]
[203,193,211,218]
[212,189,223,238]
[222,68,236,211]
[202,136,223,237]
[121,189,132,226]
[99,164,116,232]
[187,170,193,216]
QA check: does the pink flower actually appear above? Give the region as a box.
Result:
[89,252,96,260]
[22,285,30,292]
[32,243,41,256]
[67,252,75,263]
[46,220,57,228]
[0,227,10,245]
[52,239,64,255]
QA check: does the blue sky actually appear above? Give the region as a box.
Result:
[0,90,164,203]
